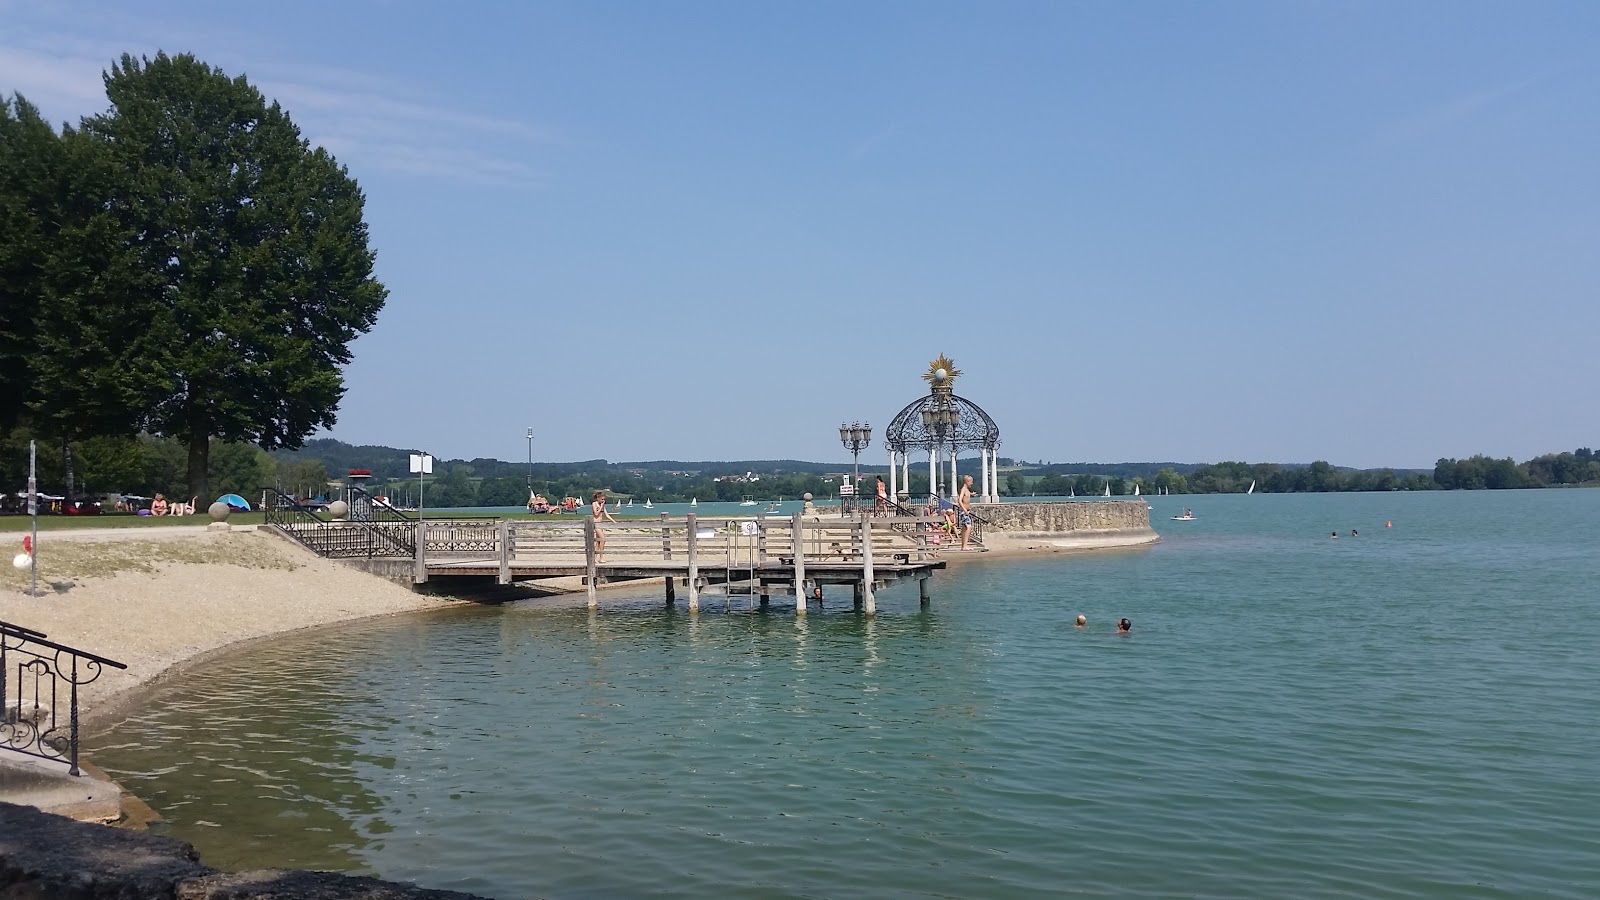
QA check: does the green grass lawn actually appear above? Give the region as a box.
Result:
[0,511,269,532]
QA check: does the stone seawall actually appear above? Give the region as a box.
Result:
[975,500,1159,551]
[0,801,492,899]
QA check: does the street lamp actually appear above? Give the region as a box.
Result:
[526,428,534,498]
[840,421,872,508]
[920,404,960,495]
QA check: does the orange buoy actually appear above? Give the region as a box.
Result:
[1385,521,1392,528]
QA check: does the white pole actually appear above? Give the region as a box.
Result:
[928,448,938,500]
[950,450,958,502]
[887,450,897,508]
[29,440,38,597]
[903,453,911,500]
[979,449,989,503]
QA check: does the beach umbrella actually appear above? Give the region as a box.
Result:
[216,493,251,511]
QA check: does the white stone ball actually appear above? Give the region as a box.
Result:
[13,553,31,570]
[934,368,947,382]
[327,500,350,520]
[208,501,231,522]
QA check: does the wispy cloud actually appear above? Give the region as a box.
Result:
[852,123,902,159]
[1374,71,1552,147]
[0,11,553,188]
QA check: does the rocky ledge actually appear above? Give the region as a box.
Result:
[0,801,495,900]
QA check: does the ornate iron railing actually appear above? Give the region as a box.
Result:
[2,619,126,776]
[885,497,985,547]
[262,487,415,558]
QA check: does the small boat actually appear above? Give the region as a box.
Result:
[627,498,633,506]
[1133,483,1140,496]
[1171,514,1196,520]
[1103,483,1111,497]
[1247,479,1256,495]
[1069,487,1075,498]
[690,498,698,508]
[739,496,757,506]
[643,499,653,509]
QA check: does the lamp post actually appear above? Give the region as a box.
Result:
[839,421,872,508]
[526,428,534,498]
[920,404,959,495]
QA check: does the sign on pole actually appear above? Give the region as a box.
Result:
[410,454,433,517]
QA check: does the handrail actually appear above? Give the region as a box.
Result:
[262,486,415,558]
[2,619,127,775]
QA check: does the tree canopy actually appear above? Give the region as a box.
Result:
[0,52,386,500]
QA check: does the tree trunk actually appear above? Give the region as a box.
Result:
[62,437,75,502]
[187,430,210,504]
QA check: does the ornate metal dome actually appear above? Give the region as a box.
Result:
[884,354,1001,453]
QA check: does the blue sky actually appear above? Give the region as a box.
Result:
[5,1,1597,469]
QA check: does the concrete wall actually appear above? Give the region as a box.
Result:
[975,500,1159,550]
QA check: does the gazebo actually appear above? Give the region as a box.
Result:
[883,355,1002,504]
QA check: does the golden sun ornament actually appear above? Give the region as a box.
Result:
[922,354,962,387]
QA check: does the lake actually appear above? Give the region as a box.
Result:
[90,490,1599,898]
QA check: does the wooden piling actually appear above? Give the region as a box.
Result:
[861,511,875,616]
[497,520,511,585]
[660,512,672,559]
[666,575,676,604]
[792,511,807,616]
[919,575,930,606]
[413,521,428,584]
[686,513,700,611]
[583,517,597,607]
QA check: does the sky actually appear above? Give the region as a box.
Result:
[4,1,1598,469]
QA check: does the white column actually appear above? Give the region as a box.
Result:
[887,450,897,507]
[990,450,999,502]
[903,453,911,499]
[950,451,959,501]
[980,450,990,503]
[928,448,938,500]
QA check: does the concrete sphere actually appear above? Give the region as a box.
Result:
[328,500,350,520]
[208,501,231,522]
[802,492,813,502]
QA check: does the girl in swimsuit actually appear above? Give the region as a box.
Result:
[150,493,169,516]
[591,491,616,562]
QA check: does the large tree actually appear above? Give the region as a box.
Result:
[76,52,386,500]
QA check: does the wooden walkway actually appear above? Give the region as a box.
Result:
[412,512,947,615]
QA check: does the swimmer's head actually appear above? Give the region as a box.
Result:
[1118,618,1131,632]
[1076,615,1086,626]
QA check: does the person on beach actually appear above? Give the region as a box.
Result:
[150,493,169,516]
[1075,615,1087,628]
[591,491,617,561]
[957,475,975,549]
[1117,618,1132,634]
[875,476,888,516]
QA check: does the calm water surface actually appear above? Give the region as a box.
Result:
[91,491,1600,898]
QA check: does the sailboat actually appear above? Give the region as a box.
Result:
[626,498,633,506]
[1069,486,1075,498]
[1247,480,1256,495]
[1133,483,1140,496]
[690,498,698,508]
[643,498,654,509]
[1103,482,1111,497]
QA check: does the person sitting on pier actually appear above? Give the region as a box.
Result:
[591,491,617,562]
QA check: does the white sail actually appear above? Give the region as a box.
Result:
[1247,480,1256,495]
[1133,483,1140,496]
[690,498,698,507]
[1103,483,1111,497]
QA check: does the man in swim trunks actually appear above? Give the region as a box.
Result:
[957,475,975,550]
[591,491,617,562]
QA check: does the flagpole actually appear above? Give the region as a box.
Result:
[29,439,38,597]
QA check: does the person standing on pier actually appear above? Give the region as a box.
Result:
[592,491,617,562]
[958,474,975,550]
[875,476,888,516]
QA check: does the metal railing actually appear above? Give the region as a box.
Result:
[2,619,126,776]
[262,486,415,558]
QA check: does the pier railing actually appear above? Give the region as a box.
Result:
[1,619,127,776]
[263,486,416,558]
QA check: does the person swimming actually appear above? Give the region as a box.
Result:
[1351,529,1358,537]
[1117,618,1132,633]
[1075,615,1086,628]
[1331,531,1338,538]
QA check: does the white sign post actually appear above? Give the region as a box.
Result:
[28,439,37,597]
[409,453,433,519]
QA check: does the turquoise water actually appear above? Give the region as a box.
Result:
[91,491,1599,898]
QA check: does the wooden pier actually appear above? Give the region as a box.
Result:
[411,512,946,615]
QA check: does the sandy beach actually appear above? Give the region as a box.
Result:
[0,527,460,726]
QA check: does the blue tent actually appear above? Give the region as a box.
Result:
[216,493,251,511]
